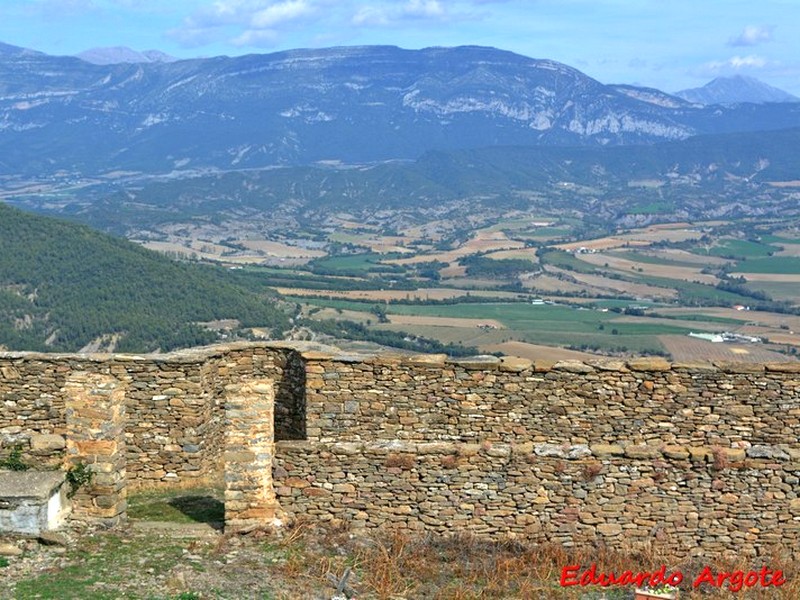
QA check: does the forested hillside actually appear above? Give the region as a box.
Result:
[0,203,289,352]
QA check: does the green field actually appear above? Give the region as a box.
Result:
[741,281,800,303]
[701,239,780,259]
[308,252,406,275]
[734,256,800,274]
[609,250,704,268]
[296,298,698,355]
[538,249,599,274]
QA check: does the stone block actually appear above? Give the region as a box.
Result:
[498,356,532,372]
[627,357,671,371]
[624,445,662,459]
[662,445,689,460]
[0,471,70,535]
[590,444,624,457]
[30,434,66,453]
[553,361,595,373]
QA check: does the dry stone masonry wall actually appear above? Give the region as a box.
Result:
[1,343,799,559]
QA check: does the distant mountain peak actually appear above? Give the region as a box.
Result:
[76,46,176,65]
[675,75,798,105]
[0,41,42,56]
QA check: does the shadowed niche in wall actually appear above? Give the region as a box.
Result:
[275,350,307,440]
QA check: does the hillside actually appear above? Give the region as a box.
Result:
[28,127,800,236]
[1,43,800,178]
[0,203,290,352]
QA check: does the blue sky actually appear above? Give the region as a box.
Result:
[2,0,799,94]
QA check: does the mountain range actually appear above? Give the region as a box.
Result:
[1,42,800,178]
[76,46,176,65]
[675,75,799,105]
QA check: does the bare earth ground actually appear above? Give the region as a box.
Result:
[3,514,799,599]
[576,253,718,285]
[483,248,540,261]
[238,240,327,258]
[522,275,593,295]
[658,335,795,362]
[661,308,800,331]
[632,249,730,266]
[388,231,525,266]
[777,244,800,257]
[732,273,800,282]
[555,225,701,252]
[552,269,678,300]
[740,328,800,347]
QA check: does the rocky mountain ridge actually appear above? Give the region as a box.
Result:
[0,42,799,177]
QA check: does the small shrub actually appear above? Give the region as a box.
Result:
[66,462,94,498]
[0,557,9,568]
[0,445,28,471]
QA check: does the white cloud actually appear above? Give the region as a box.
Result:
[177,0,316,28]
[231,28,280,46]
[403,0,446,18]
[251,0,313,28]
[170,0,319,48]
[351,0,474,27]
[728,25,774,47]
[729,55,768,68]
[698,55,772,77]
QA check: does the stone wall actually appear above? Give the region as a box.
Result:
[276,352,800,558]
[0,344,307,488]
[2,343,800,557]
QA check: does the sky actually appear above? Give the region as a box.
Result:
[1,0,799,95]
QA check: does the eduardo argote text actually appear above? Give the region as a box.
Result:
[560,563,786,592]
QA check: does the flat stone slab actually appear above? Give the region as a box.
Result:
[0,470,69,535]
[0,471,65,501]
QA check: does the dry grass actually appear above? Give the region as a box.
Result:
[272,525,800,599]
[5,516,798,598]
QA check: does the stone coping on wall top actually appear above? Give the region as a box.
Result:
[0,340,340,364]
[299,351,800,374]
[1,341,798,374]
[274,439,800,463]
